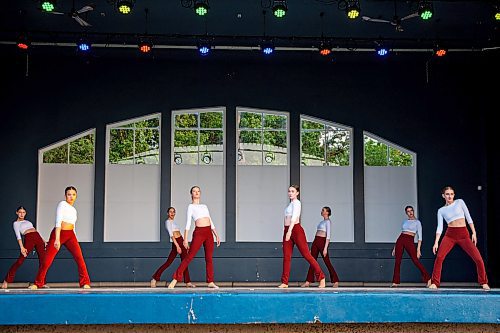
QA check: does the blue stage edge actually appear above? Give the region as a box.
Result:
[1,287,499,325]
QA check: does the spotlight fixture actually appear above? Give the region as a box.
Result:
[318,41,332,56]
[77,38,91,52]
[272,0,288,18]
[138,37,153,53]
[434,46,447,57]
[376,46,389,56]
[194,0,209,16]
[260,40,275,55]
[198,41,211,56]
[494,5,500,21]
[418,1,433,20]
[346,0,361,19]
[40,0,56,12]
[117,0,134,14]
[16,34,30,50]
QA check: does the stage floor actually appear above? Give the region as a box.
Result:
[1,286,499,325]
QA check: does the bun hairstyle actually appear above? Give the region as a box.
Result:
[441,186,454,194]
[322,206,331,217]
[65,186,77,194]
[404,205,414,213]
[190,185,200,194]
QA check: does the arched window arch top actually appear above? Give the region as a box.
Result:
[40,129,95,165]
[107,113,161,165]
[363,132,414,167]
[300,115,351,167]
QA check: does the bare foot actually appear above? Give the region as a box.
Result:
[391,283,399,288]
[332,282,339,288]
[42,284,50,289]
[300,281,310,288]
[28,284,38,290]
[482,284,490,290]
[278,284,288,288]
[1,281,7,289]
[186,282,196,288]
[207,282,219,289]
[150,279,157,288]
[318,278,326,288]
[427,279,432,287]
[82,284,91,289]
[168,279,177,289]
[428,283,438,289]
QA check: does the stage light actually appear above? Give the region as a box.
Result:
[272,0,287,18]
[495,5,500,20]
[117,0,134,14]
[138,37,153,53]
[194,0,209,16]
[41,0,56,12]
[434,47,447,57]
[198,41,211,56]
[376,47,389,56]
[260,40,275,55]
[318,42,332,56]
[16,35,30,50]
[346,0,360,19]
[418,1,433,20]
[77,38,91,52]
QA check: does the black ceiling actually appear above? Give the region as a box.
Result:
[1,0,499,55]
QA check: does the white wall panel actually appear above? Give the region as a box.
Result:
[301,167,354,242]
[37,164,94,242]
[104,164,160,242]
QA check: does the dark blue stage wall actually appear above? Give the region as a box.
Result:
[0,49,497,286]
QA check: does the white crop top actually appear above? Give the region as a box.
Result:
[436,199,473,234]
[316,219,331,239]
[284,199,301,224]
[12,220,35,240]
[401,219,423,241]
[185,203,215,231]
[165,219,180,238]
[55,201,77,228]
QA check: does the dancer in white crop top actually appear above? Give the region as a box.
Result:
[301,206,340,288]
[390,205,430,287]
[151,207,195,288]
[169,186,220,289]
[2,206,46,289]
[30,186,91,290]
[278,185,325,288]
[429,186,489,290]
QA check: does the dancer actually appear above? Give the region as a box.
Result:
[2,206,46,289]
[390,205,431,287]
[279,185,325,288]
[429,186,489,290]
[301,206,339,288]
[29,186,91,289]
[150,206,195,288]
[168,186,220,289]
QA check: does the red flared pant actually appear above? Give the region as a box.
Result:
[281,224,325,285]
[173,226,214,283]
[431,226,488,287]
[305,235,339,283]
[4,232,46,283]
[392,233,430,284]
[152,235,191,282]
[34,229,91,288]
